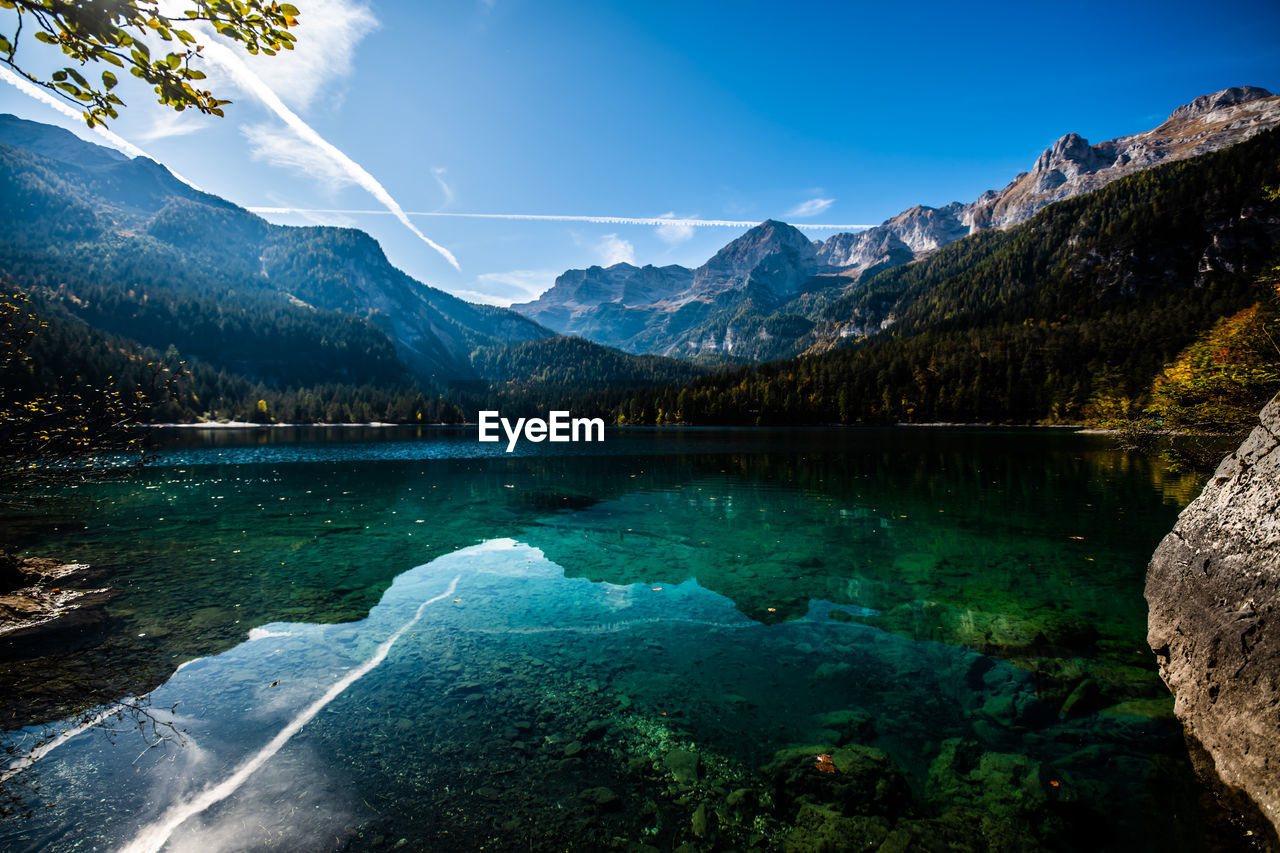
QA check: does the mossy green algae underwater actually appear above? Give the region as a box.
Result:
[0,427,1227,851]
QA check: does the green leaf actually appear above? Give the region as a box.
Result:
[279,4,300,15]
[102,70,117,90]
[51,69,67,81]
[0,35,11,55]
[165,53,181,69]
[33,31,57,44]
[100,51,124,67]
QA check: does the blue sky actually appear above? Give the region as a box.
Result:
[2,0,1279,304]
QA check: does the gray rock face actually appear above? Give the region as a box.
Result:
[515,262,693,338]
[694,218,818,292]
[1146,394,1280,843]
[964,86,1280,232]
[514,221,822,355]
[815,204,967,272]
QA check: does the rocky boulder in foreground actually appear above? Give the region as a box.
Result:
[1147,393,1280,844]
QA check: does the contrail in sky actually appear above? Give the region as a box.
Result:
[246,208,875,231]
[196,40,461,271]
[0,66,203,190]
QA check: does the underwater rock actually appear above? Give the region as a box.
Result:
[724,788,759,825]
[0,554,101,639]
[578,786,621,810]
[580,720,609,742]
[779,803,891,853]
[664,748,701,786]
[811,709,873,745]
[927,741,1049,811]
[1097,698,1176,721]
[690,802,718,840]
[1146,393,1280,844]
[762,744,912,819]
[925,738,984,804]
[1058,678,1100,719]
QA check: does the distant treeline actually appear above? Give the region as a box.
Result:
[7,296,462,425]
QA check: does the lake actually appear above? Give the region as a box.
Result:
[0,426,1225,851]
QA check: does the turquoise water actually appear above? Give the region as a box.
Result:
[0,427,1222,851]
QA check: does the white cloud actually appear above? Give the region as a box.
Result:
[466,269,557,306]
[785,197,835,218]
[597,233,635,266]
[654,211,695,245]
[432,167,455,208]
[242,123,355,192]
[134,109,205,142]
[231,0,379,111]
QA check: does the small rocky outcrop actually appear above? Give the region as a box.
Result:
[1147,393,1280,844]
[0,552,99,637]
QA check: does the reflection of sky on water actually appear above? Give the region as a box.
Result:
[3,537,1177,852]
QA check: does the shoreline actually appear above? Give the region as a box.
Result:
[146,420,1102,431]
[148,421,456,429]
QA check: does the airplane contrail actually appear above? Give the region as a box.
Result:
[0,66,203,190]
[246,208,875,231]
[195,40,462,271]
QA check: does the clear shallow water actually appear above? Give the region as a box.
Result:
[0,427,1223,851]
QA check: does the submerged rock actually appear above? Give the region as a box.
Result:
[664,748,701,786]
[780,803,890,853]
[1146,393,1280,844]
[0,554,104,639]
[762,744,912,820]
[578,786,621,809]
[690,802,718,840]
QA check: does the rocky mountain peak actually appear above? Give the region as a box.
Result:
[736,219,815,254]
[695,219,817,287]
[1032,132,1114,177]
[1167,86,1274,123]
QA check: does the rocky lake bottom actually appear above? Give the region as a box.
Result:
[0,427,1239,852]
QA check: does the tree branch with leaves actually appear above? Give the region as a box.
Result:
[0,0,300,128]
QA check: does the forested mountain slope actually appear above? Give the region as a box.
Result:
[0,114,550,388]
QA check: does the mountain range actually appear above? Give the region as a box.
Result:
[2,85,1278,425]
[514,86,1280,362]
[0,113,556,389]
